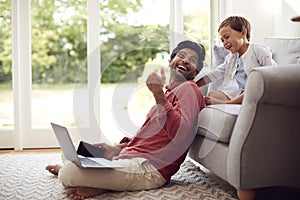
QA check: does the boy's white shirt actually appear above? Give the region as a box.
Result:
[207,43,277,86]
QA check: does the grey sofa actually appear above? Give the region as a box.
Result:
[188,38,300,196]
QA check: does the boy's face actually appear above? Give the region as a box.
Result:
[219,25,248,56]
[169,48,199,81]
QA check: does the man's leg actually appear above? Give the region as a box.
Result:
[58,158,165,192]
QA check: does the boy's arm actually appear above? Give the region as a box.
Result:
[196,57,229,87]
[195,75,211,87]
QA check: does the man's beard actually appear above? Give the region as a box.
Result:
[170,68,195,82]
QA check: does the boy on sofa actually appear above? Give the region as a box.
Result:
[196,16,276,105]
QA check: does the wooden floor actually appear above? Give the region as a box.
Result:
[0,148,62,154]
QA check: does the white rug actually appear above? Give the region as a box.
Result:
[0,153,238,200]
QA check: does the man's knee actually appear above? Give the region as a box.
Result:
[58,162,80,187]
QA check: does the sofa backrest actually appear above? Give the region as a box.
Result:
[263,37,300,65]
[212,37,300,66]
[208,37,300,94]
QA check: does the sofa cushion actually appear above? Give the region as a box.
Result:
[263,37,300,65]
[212,45,229,67]
[197,104,241,143]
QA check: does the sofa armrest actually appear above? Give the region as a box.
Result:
[254,64,300,107]
[227,65,300,189]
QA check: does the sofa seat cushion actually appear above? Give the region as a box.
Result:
[197,104,241,143]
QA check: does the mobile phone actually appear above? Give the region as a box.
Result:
[77,141,106,158]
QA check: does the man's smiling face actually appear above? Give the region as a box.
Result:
[169,48,199,81]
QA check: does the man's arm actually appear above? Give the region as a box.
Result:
[161,81,204,144]
[93,142,128,160]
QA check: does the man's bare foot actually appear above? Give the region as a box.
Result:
[67,186,107,199]
[45,164,61,176]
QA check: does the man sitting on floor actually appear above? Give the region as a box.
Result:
[46,40,206,199]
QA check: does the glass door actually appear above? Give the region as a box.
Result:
[27,0,101,148]
[0,0,13,148]
[29,0,87,148]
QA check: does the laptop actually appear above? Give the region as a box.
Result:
[50,122,123,168]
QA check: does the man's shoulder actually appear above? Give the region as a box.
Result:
[182,81,204,108]
[171,81,201,94]
[182,80,198,87]
[179,81,202,94]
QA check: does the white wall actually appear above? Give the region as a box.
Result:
[277,0,300,38]
[219,0,300,43]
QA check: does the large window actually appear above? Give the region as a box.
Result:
[0,0,13,148]
[0,0,213,149]
[183,0,210,58]
[0,0,13,130]
[31,0,87,128]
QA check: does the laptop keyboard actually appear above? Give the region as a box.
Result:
[79,157,103,167]
[78,156,124,168]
